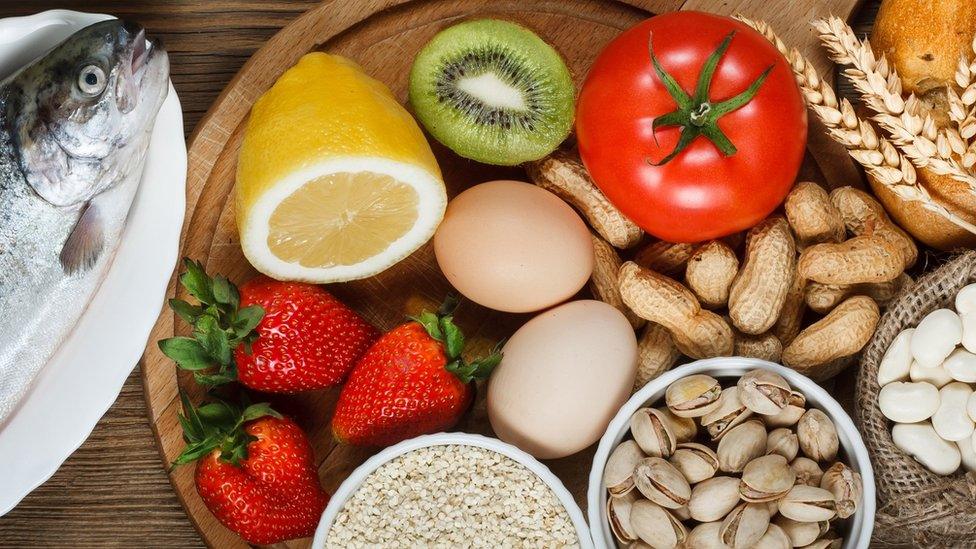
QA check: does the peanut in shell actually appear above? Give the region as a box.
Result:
[728,217,797,335]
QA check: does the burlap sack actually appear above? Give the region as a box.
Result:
[856,251,976,548]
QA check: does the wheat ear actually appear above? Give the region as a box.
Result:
[949,34,976,168]
[736,15,976,236]
[814,16,976,187]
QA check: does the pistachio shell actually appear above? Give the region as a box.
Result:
[657,407,698,443]
[701,387,754,440]
[766,428,799,462]
[740,454,795,502]
[670,443,719,484]
[720,502,770,549]
[763,391,806,428]
[773,515,827,546]
[685,521,729,549]
[800,534,842,549]
[605,440,645,496]
[819,462,862,519]
[737,370,792,415]
[778,485,837,522]
[790,457,824,486]
[797,409,839,462]
[688,476,742,522]
[630,499,687,549]
[632,407,678,458]
[634,457,692,509]
[753,524,791,549]
[607,491,639,544]
[666,374,723,418]
[717,420,767,473]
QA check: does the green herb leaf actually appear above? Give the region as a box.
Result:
[159,337,212,371]
[180,258,215,305]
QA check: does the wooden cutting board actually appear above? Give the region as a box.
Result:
[142,0,863,546]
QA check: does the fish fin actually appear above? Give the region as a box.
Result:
[60,201,105,275]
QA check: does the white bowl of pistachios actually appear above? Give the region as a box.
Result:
[587,357,875,549]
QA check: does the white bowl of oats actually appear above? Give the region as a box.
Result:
[313,432,592,548]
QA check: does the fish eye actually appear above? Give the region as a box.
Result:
[77,64,106,96]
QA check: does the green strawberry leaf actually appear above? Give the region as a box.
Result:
[180,258,215,305]
[212,275,239,312]
[412,311,442,341]
[194,369,238,387]
[232,306,264,341]
[241,402,282,423]
[196,401,239,431]
[439,315,464,360]
[159,337,212,371]
[174,391,279,467]
[169,298,204,325]
[445,341,504,384]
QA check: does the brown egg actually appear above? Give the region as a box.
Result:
[488,300,638,459]
[433,180,593,313]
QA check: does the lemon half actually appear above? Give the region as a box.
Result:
[236,53,446,283]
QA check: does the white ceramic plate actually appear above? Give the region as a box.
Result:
[0,10,185,515]
[313,432,594,549]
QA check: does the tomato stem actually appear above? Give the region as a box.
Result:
[647,30,773,165]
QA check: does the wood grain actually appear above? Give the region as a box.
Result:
[0,1,877,547]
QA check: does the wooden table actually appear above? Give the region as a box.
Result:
[0,1,880,546]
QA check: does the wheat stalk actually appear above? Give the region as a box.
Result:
[736,15,976,236]
[950,34,976,168]
[814,16,976,188]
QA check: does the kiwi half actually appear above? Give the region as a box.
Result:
[409,19,575,166]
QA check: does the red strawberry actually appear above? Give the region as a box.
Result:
[159,259,378,392]
[234,276,379,392]
[332,306,502,446]
[175,396,328,545]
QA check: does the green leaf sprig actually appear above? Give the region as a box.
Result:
[411,296,503,384]
[173,391,281,467]
[158,258,264,387]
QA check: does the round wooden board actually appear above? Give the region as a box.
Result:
[142,0,862,546]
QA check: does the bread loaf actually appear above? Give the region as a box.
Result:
[869,0,976,250]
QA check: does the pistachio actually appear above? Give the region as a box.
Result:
[790,457,824,486]
[634,457,692,509]
[801,533,842,549]
[666,374,723,418]
[740,454,795,502]
[797,409,839,462]
[720,502,770,549]
[670,443,719,484]
[765,500,779,518]
[773,515,827,546]
[607,490,639,544]
[657,407,698,443]
[673,505,691,521]
[632,408,678,458]
[717,420,766,473]
[753,524,791,549]
[688,476,742,522]
[764,391,806,428]
[685,521,729,549]
[701,387,754,440]
[819,462,862,519]
[605,439,645,496]
[737,370,792,415]
[630,499,687,549]
[766,428,799,461]
[778,485,837,522]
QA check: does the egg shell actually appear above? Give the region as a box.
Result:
[433,180,593,313]
[487,300,638,459]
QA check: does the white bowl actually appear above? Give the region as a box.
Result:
[313,432,593,548]
[587,357,876,549]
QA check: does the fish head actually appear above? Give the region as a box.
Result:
[8,19,170,207]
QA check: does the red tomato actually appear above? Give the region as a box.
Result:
[577,12,807,243]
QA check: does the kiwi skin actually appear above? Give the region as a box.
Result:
[408,19,575,166]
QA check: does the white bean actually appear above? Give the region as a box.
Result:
[944,348,976,383]
[878,328,914,386]
[961,436,976,473]
[933,382,976,441]
[910,361,953,388]
[968,392,976,423]
[955,283,976,315]
[892,422,961,475]
[911,309,963,367]
[962,313,976,354]
[879,382,940,423]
